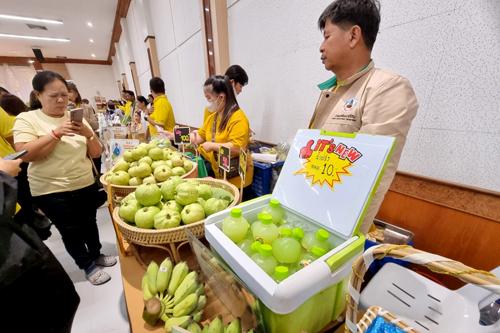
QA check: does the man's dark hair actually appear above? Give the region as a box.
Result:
[224,65,248,86]
[0,94,27,116]
[318,0,380,50]
[149,77,165,94]
[137,95,148,105]
[82,98,90,104]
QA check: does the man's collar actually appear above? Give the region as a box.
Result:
[317,60,374,90]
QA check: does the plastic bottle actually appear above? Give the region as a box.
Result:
[299,246,328,267]
[292,227,304,241]
[301,228,331,252]
[479,299,500,326]
[272,228,302,264]
[261,198,285,225]
[222,208,250,244]
[251,244,277,276]
[273,266,290,282]
[251,212,279,244]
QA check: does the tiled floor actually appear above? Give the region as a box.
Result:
[44,206,131,333]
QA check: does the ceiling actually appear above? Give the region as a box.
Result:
[0,0,117,60]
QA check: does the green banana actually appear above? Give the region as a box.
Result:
[202,325,209,333]
[187,322,203,333]
[142,297,163,326]
[164,315,191,332]
[192,309,203,322]
[246,330,254,333]
[173,271,199,305]
[146,261,159,295]
[142,275,154,300]
[195,295,207,311]
[173,293,199,317]
[208,316,223,333]
[195,283,205,296]
[156,258,173,295]
[160,313,169,322]
[168,261,189,296]
[225,318,241,333]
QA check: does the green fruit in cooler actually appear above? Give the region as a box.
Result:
[251,212,279,244]
[272,232,302,264]
[222,208,249,243]
[251,244,277,275]
[301,228,331,252]
[261,198,285,225]
[238,238,255,256]
[292,227,304,240]
[299,246,327,267]
[273,265,290,282]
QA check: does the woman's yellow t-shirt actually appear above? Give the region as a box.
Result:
[13,109,94,196]
[198,108,253,187]
[149,94,175,136]
[0,107,16,157]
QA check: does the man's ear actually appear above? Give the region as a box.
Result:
[349,25,363,48]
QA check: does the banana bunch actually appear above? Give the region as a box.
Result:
[141,258,206,332]
[192,317,252,333]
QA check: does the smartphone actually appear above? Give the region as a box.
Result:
[69,107,84,123]
[3,150,27,160]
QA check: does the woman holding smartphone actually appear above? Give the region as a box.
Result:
[13,71,116,285]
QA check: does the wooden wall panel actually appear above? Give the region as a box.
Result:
[376,187,500,273]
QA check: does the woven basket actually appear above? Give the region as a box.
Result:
[345,244,500,333]
[100,159,198,197]
[355,306,417,333]
[111,178,239,246]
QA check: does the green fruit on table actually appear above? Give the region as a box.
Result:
[165,160,173,169]
[151,160,168,170]
[211,188,234,202]
[164,200,183,212]
[142,175,156,184]
[196,184,212,200]
[161,179,177,200]
[123,150,135,162]
[119,199,141,223]
[171,156,184,168]
[204,198,229,216]
[154,208,181,229]
[138,156,153,165]
[134,206,160,229]
[121,192,136,204]
[129,161,139,168]
[129,177,142,186]
[183,160,194,172]
[154,165,172,182]
[135,183,162,206]
[132,147,148,160]
[148,147,164,161]
[109,170,130,185]
[197,198,206,210]
[129,163,152,179]
[181,203,205,224]
[172,166,186,176]
[112,159,129,172]
[175,182,199,206]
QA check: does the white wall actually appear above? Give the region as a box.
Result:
[0,64,37,102]
[227,0,500,192]
[66,63,119,102]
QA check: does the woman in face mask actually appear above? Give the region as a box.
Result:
[191,75,253,189]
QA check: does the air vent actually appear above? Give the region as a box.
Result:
[27,24,47,30]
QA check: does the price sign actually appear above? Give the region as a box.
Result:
[218,146,231,172]
[239,149,247,183]
[174,126,191,145]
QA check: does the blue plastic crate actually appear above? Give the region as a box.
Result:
[251,160,284,197]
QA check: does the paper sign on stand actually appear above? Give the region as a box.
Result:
[173,126,191,154]
[110,139,139,162]
[218,145,231,180]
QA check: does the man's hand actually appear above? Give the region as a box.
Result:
[0,158,22,177]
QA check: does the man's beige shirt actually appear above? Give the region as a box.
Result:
[309,61,418,233]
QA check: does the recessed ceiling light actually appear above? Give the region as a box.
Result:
[204,7,209,12]
[207,38,212,42]
[87,21,93,27]
[89,38,94,43]
[28,59,35,64]
[0,14,63,25]
[0,33,70,42]
[91,53,96,58]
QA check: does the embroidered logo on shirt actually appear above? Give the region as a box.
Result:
[343,97,357,112]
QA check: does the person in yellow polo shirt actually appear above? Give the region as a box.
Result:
[146,77,176,138]
[118,90,135,124]
[191,75,253,189]
[203,65,249,124]
[0,106,16,158]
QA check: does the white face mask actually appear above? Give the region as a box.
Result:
[207,96,223,113]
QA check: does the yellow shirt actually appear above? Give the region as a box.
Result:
[198,109,253,187]
[149,95,175,136]
[0,107,16,157]
[13,109,94,196]
[118,101,132,117]
[202,107,214,124]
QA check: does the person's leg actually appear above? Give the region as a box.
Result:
[34,191,94,270]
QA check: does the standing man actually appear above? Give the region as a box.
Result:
[147,77,175,138]
[310,0,418,233]
[118,90,135,124]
